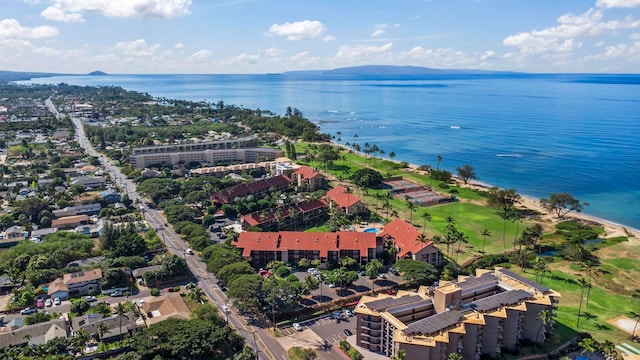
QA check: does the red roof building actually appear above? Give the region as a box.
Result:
[211,174,291,204]
[242,199,328,231]
[234,231,379,264]
[326,185,363,215]
[379,218,441,265]
[291,165,327,191]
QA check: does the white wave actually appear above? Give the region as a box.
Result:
[379,126,387,129]
[495,153,523,157]
[350,111,356,114]
[450,126,461,129]
[327,110,339,113]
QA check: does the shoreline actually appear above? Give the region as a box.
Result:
[328,141,640,240]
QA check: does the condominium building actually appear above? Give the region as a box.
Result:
[234,230,378,265]
[129,136,284,168]
[355,267,560,359]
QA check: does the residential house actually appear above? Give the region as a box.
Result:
[0,318,68,347]
[242,199,328,231]
[52,203,101,218]
[211,174,291,204]
[326,185,365,215]
[0,226,26,247]
[234,231,378,265]
[291,165,327,191]
[70,176,106,190]
[30,227,59,241]
[72,312,142,342]
[51,214,89,229]
[99,189,121,204]
[354,268,561,359]
[47,268,102,300]
[141,293,191,326]
[379,218,441,266]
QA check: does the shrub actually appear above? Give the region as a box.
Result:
[274,265,291,278]
[150,288,160,296]
[173,286,181,292]
[70,299,91,315]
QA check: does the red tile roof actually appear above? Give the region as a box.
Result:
[243,199,328,226]
[326,185,361,209]
[292,165,324,180]
[235,231,376,258]
[379,218,431,257]
[212,175,291,203]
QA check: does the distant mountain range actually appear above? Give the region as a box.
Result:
[284,65,517,76]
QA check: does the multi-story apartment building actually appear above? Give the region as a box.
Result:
[129,136,284,168]
[241,199,329,232]
[355,267,560,359]
[234,230,379,265]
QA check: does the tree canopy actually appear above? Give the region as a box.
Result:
[540,193,588,219]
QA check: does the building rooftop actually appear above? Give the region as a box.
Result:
[404,309,463,336]
[326,185,361,209]
[379,218,431,257]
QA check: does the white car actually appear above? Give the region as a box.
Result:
[292,323,303,331]
[53,297,61,305]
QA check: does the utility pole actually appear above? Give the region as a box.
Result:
[252,330,260,360]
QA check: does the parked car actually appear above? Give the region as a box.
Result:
[53,298,61,306]
[45,299,53,307]
[85,295,97,302]
[343,329,353,336]
[36,299,44,309]
[292,323,303,331]
[111,290,123,297]
[20,307,37,315]
[359,271,366,276]
[307,268,319,276]
[185,248,194,255]
[333,311,342,320]
[343,309,353,317]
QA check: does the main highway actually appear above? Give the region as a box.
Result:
[64,109,288,359]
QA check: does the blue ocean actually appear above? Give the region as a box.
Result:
[22,73,640,229]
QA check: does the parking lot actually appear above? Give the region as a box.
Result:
[280,312,358,348]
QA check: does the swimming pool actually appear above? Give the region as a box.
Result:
[363,228,378,233]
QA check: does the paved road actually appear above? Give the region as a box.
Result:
[67,114,285,360]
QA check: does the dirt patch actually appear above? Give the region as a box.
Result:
[608,315,640,337]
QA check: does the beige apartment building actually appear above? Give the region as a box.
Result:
[129,136,284,168]
[355,267,560,359]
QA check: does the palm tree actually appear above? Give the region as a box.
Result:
[447,352,464,360]
[421,212,432,235]
[416,234,429,245]
[629,310,640,340]
[576,277,590,327]
[344,186,353,215]
[391,349,406,360]
[115,302,128,340]
[536,308,553,348]
[73,328,90,355]
[365,259,383,292]
[534,257,549,284]
[454,230,468,263]
[405,199,417,224]
[498,208,512,249]
[317,272,328,301]
[96,322,108,344]
[189,286,206,304]
[436,155,442,170]
[580,260,598,308]
[510,210,523,249]
[600,340,617,360]
[578,337,596,360]
[480,227,491,253]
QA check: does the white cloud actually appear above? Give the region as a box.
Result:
[335,42,393,61]
[114,39,160,56]
[264,47,281,57]
[41,0,191,22]
[0,19,58,39]
[503,8,640,56]
[174,43,184,49]
[596,0,640,8]
[481,50,496,60]
[33,46,63,56]
[188,49,212,62]
[41,6,84,22]
[322,35,336,42]
[631,32,640,39]
[268,20,326,40]
[371,29,385,37]
[402,46,478,67]
[24,0,42,4]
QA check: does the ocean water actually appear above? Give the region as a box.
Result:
[21,73,640,229]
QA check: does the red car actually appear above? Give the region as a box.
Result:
[36,298,44,309]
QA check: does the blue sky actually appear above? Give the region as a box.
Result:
[2,0,640,74]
